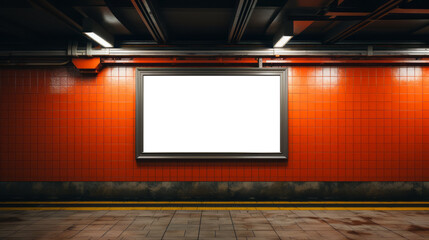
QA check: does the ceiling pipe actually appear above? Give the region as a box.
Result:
[130,0,167,43]
[0,59,70,66]
[101,57,429,65]
[0,48,429,57]
[324,0,405,44]
[229,0,258,43]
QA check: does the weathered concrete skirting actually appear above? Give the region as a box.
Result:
[0,182,428,201]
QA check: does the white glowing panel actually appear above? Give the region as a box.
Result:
[143,75,280,153]
[83,32,113,48]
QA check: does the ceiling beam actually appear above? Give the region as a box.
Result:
[272,20,314,47]
[0,16,43,40]
[293,21,314,35]
[130,0,167,43]
[265,1,289,35]
[325,12,370,17]
[326,8,429,17]
[390,8,429,14]
[28,0,83,34]
[266,0,337,36]
[412,23,429,34]
[228,0,258,43]
[28,0,115,47]
[104,0,133,34]
[324,0,406,44]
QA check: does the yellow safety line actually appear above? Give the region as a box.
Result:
[1,201,428,205]
[0,207,428,211]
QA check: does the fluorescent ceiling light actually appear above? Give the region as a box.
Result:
[84,32,113,48]
[274,36,293,48]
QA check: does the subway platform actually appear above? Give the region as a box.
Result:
[0,202,428,240]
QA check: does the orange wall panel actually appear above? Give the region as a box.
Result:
[0,66,428,181]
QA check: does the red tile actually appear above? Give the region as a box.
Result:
[0,66,426,182]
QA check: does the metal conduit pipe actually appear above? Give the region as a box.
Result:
[0,48,428,57]
[0,59,71,66]
[0,61,70,66]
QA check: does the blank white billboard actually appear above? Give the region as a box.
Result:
[142,75,281,153]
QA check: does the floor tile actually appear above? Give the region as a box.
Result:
[0,210,426,240]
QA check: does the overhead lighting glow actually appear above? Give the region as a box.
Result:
[274,36,293,48]
[84,32,113,48]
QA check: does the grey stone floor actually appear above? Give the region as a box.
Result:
[0,210,428,239]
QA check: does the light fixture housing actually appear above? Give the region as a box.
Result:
[83,18,114,48]
[274,36,293,48]
[273,21,294,48]
[83,32,113,48]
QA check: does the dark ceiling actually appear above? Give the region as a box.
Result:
[1,0,429,50]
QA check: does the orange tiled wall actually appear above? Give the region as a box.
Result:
[0,66,428,181]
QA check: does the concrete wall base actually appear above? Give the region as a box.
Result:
[1,182,427,201]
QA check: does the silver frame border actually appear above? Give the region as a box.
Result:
[136,68,288,160]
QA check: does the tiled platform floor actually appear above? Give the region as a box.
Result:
[0,210,428,239]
